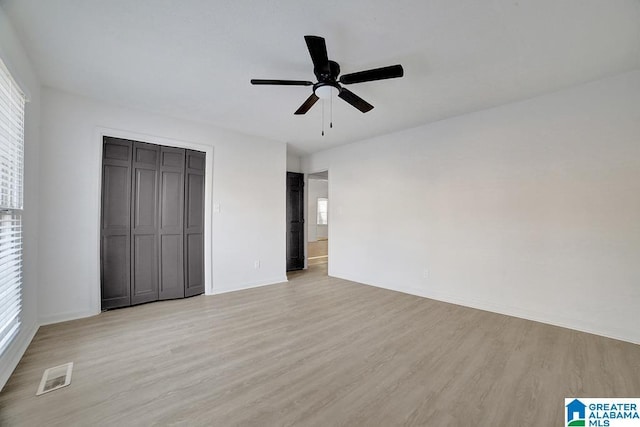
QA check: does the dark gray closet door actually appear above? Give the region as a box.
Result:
[158,147,185,300]
[130,142,160,305]
[101,138,132,309]
[101,139,205,309]
[184,150,205,297]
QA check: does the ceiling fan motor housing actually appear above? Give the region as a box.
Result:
[315,60,341,82]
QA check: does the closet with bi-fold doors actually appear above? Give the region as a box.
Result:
[100,136,206,309]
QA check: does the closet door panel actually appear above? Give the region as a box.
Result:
[160,234,181,296]
[161,172,182,227]
[159,147,185,299]
[186,173,204,228]
[102,234,129,301]
[134,169,158,228]
[184,150,205,297]
[103,165,131,229]
[101,138,132,309]
[133,234,157,295]
[131,142,159,305]
[186,233,204,293]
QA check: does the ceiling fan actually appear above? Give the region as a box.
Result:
[251,35,404,115]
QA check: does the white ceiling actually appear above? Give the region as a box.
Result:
[2,0,639,154]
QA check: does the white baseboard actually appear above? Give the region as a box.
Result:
[0,321,39,391]
[419,288,639,345]
[39,309,100,326]
[211,276,289,295]
[333,272,639,345]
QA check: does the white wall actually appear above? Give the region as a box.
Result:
[286,150,301,173]
[304,70,640,344]
[307,179,328,242]
[0,7,41,388]
[38,87,287,324]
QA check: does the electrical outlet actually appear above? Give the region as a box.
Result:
[254,260,260,269]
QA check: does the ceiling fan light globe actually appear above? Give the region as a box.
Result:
[315,85,338,100]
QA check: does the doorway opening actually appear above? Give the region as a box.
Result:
[307,171,329,269]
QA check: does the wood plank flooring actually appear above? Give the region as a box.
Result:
[307,239,328,258]
[1,264,639,426]
[308,239,328,266]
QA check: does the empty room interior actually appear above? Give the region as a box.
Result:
[0,1,639,425]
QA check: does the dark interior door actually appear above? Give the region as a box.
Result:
[286,172,304,271]
[184,150,205,297]
[101,138,132,309]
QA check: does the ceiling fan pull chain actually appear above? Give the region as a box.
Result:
[330,92,333,129]
[321,99,325,136]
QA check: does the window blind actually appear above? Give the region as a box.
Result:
[0,57,25,357]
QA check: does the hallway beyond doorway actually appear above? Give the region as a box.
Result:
[308,238,328,266]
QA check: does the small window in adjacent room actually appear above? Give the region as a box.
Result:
[317,197,328,225]
[0,57,26,356]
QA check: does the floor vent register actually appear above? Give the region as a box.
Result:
[36,362,73,396]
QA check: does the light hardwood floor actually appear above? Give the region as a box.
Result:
[1,264,639,426]
[308,239,328,266]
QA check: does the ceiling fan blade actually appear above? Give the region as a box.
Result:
[338,88,374,113]
[251,79,313,86]
[304,35,330,74]
[339,64,404,85]
[294,93,320,115]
